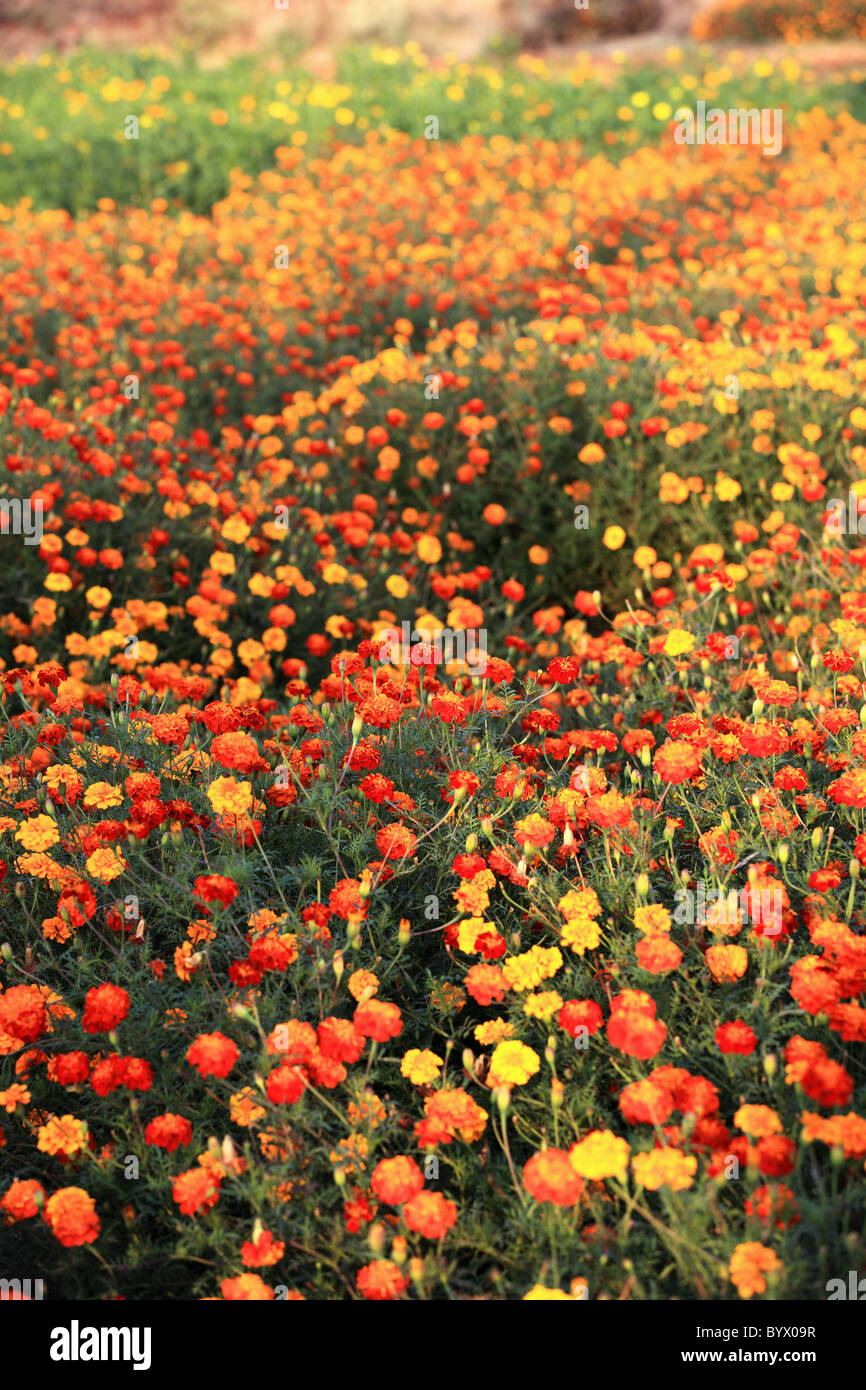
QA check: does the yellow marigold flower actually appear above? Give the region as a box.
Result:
[85,586,112,609]
[385,574,409,599]
[559,888,601,920]
[82,781,124,811]
[14,815,59,852]
[523,1285,580,1300]
[579,443,605,464]
[474,1018,515,1046]
[569,1130,630,1181]
[85,846,127,883]
[401,1049,443,1085]
[729,1242,782,1299]
[502,945,563,991]
[488,1040,540,1088]
[632,1147,697,1191]
[633,904,672,936]
[523,991,563,1021]
[560,915,602,955]
[416,535,442,565]
[663,628,695,657]
[733,1105,782,1139]
[633,546,657,569]
[457,917,492,954]
[603,525,626,550]
[207,777,253,816]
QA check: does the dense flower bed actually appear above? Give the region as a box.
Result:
[694,0,866,44]
[0,63,865,1302]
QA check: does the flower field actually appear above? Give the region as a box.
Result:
[1,41,866,1305]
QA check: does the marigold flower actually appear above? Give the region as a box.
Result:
[729,1242,782,1298]
[356,1260,409,1300]
[706,944,748,983]
[523,1148,584,1206]
[400,1049,443,1085]
[82,983,130,1034]
[43,1186,100,1247]
[569,1130,630,1181]
[402,1190,457,1238]
[632,1147,697,1191]
[371,1155,424,1206]
[186,1032,240,1079]
[488,1040,540,1087]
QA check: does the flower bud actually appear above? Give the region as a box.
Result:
[350,713,364,742]
[465,833,478,853]
[368,1222,386,1256]
[398,918,411,946]
[763,1052,777,1080]
[811,827,822,850]
[778,843,789,866]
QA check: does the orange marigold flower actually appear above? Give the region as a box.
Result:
[220,1273,275,1300]
[734,1105,783,1140]
[706,944,748,983]
[729,1242,782,1298]
[371,1155,424,1206]
[356,1259,409,1300]
[186,1032,240,1078]
[653,740,702,784]
[523,1148,585,1206]
[172,1167,222,1216]
[402,1190,458,1238]
[43,1186,100,1247]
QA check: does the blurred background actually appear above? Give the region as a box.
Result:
[3,0,865,62]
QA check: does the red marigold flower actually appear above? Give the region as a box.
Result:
[81,983,130,1034]
[371,1155,424,1205]
[715,1020,758,1055]
[558,999,604,1037]
[756,1134,796,1177]
[144,1113,193,1152]
[823,648,855,673]
[266,1065,307,1105]
[523,1148,584,1207]
[151,713,190,748]
[192,875,238,909]
[186,1032,240,1079]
